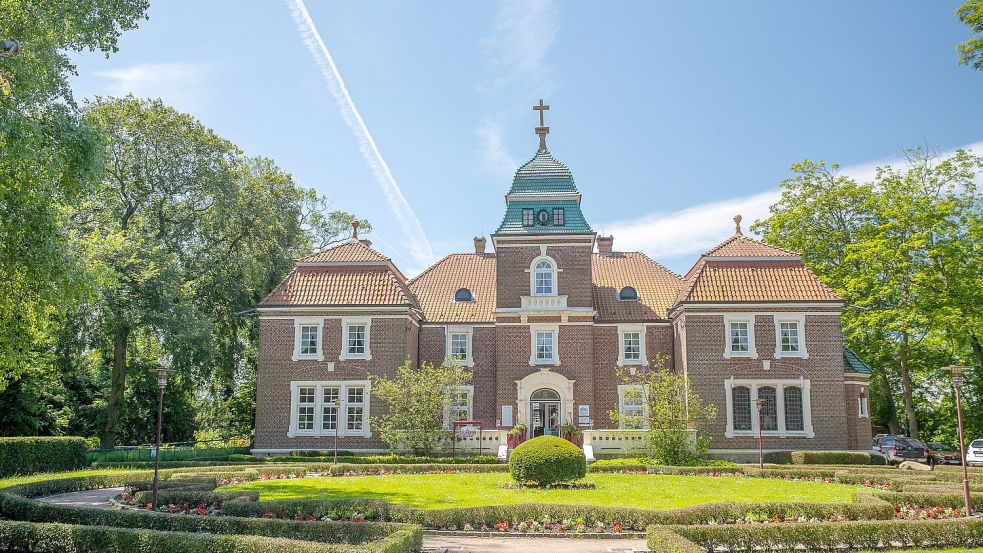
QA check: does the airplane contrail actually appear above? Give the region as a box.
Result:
[286,0,435,270]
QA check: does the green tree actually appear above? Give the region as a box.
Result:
[371,360,472,455]
[610,355,716,466]
[0,0,148,392]
[958,0,983,70]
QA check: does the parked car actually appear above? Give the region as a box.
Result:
[872,435,929,465]
[927,441,962,466]
[966,440,983,467]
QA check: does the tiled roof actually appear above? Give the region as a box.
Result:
[677,261,840,303]
[506,150,580,195]
[408,254,497,322]
[495,199,593,235]
[843,346,874,375]
[592,252,681,320]
[259,266,414,307]
[298,239,390,264]
[704,235,800,258]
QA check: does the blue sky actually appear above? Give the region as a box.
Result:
[70,1,983,275]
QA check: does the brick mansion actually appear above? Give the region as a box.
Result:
[252,103,873,457]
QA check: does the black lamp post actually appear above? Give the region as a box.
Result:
[946,364,972,517]
[753,398,765,469]
[150,364,173,510]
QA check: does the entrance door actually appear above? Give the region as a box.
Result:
[530,388,561,437]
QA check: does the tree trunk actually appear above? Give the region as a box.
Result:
[899,332,918,439]
[100,326,129,449]
[876,370,901,435]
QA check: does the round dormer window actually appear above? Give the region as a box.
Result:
[618,286,639,301]
[454,288,474,302]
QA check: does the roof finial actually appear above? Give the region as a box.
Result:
[733,214,743,236]
[532,99,550,152]
[351,219,359,240]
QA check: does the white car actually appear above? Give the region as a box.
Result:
[967,440,983,467]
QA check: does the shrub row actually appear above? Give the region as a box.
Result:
[667,517,983,552]
[0,494,421,553]
[327,463,508,475]
[646,527,705,553]
[129,489,259,506]
[222,494,893,529]
[91,460,261,468]
[0,519,420,553]
[228,454,501,465]
[0,437,88,477]
[880,491,983,510]
[761,451,883,465]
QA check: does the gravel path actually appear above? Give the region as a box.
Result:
[37,487,122,510]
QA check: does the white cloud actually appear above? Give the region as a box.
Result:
[475,115,518,180]
[285,0,435,271]
[602,141,983,264]
[94,62,206,112]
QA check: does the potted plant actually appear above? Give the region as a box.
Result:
[561,424,583,447]
[507,424,527,449]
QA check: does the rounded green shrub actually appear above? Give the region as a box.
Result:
[508,435,586,486]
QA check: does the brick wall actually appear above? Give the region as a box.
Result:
[494,241,594,308]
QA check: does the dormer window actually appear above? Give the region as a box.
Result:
[453,288,474,302]
[618,286,639,301]
[522,209,534,227]
[552,208,565,226]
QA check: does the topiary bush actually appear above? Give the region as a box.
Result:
[0,437,88,477]
[508,436,586,486]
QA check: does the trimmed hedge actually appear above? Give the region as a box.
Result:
[0,437,88,477]
[0,494,421,552]
[670,517,983,552]
[129,489,259,506]
[327,463,507,475]
[646,526,706,553]
[509,436,586,485]
[228,454,501,465]
[762,451,876,465]
[0,519,421,553]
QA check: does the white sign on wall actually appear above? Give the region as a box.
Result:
[578,404,590,417]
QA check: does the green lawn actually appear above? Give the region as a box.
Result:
[224,472,861,510]
[0,468,137,489]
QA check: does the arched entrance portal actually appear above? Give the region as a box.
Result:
[530,388,561,437]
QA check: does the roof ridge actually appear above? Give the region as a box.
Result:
[703,234,800,258]
[298,238,390,263]
[406,253,457,286]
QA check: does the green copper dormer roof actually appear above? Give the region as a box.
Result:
[505,150,581,196]
[495,149,593,235]
[843,346,874,375]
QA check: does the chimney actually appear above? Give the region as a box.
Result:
[597,235,614,254]
[473,236,487,255]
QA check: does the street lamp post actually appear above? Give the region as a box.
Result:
[946,364,972,517]
[150,365,174,510]
[753,398,765,469]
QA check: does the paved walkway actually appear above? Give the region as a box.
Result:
[34,488,648,552]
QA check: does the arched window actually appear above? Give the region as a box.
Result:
[758,386,778,431]
[533,259,555,296]
[453,288,474,302]
[531,388,560,401]
[618,286,639,301]
[784,386,804,431]
[732,386,751,431]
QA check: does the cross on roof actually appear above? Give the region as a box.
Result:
[533,99,550,152]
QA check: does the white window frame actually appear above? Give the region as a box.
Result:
[529,323,560,366]
[617,384,649,429]
[292,317,324,361]
[340,317,372,360]
[618,324,646,366]
[444,385,474,428]
[445,326,474,367]
[529,255,558,297]
[724,378,813,438]
[288,380,371,438]
[774,314,808,359]
[858,387,869,418]
[723,314,757,358]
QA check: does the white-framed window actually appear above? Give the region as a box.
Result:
[522,208,534,227]
[552,208,565,226]
[774,314,808,358]
[858,388,869,418]
[530,256,557,296]
[723,314,756,358]
[618,324,646,365]
[529,324,559,365]
[444,385,474,428]
[340,317,372,360]
[724,378,813,438]
[289,381,371,437]
[617,384,649,429]
[292,318,324,361]
[445,326,474,367]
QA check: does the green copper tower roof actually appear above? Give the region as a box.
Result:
[494,149,593,235]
